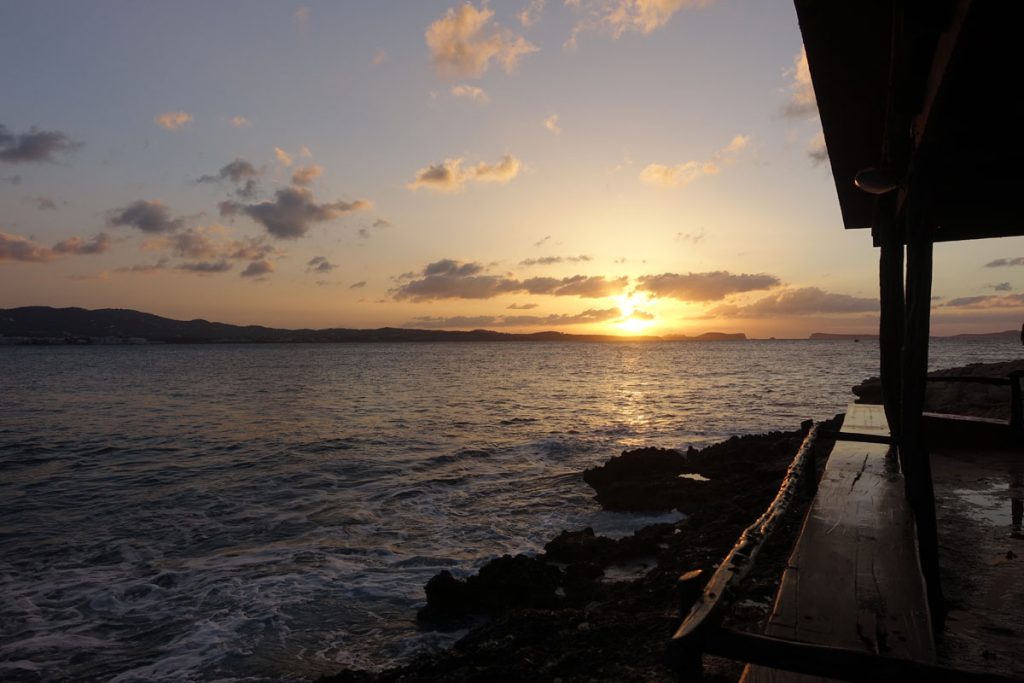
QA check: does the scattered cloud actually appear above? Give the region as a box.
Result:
[293,7,309,24]
[565,0,709,48]
[674,229,705,245]
[705,286,878,318]
[451,84,489,103]
[533,235,551,247]
[28,196,57,211]
[507,302,539,309]
[154,111,193,131]
[372,218,392,229]
[0,231,54,262]
[519,255,592,266]
[350,280,367,289]
[985,257,1024,268]
[518,0,546,26]
[116,258,170,274]
[941,293,1024,309]
[230,115,250,128]
[178,260,232,274]
[0,124,81,163]
[0,230,112,262]
[372,49,388,66]
[291,164,324,187]
[782,48,817,118]
[988,282,1012,292]
[2,174,22,185]
[108,200,186,234]
[299,145,312,158]
[220,186,371,239]
[807,131,827,165]
[241,259,275,278]
[274,147,294,167]
[426,2,537,78]
[543,114,561,134]
[52,232,113,255]
[68,271,111,282]
[408,153,521,192]
[307,255,337,273]
[197,158,261,198]
[392,258,628,301]
[640,134,750,188]
[635,271,779,301]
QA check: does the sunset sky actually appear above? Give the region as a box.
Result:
[2,0,1022,338]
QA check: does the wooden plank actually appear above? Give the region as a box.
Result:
[742,404,934,683]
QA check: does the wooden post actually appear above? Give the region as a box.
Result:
[1009,370,1023,432]
[900,166,944,624]
[877,193,905,440]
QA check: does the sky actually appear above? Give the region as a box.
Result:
[2,0,1023,338]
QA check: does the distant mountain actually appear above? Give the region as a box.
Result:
[0,306,668,345]
[941,329,1018,340]
[808,333,879,340]
[664,332,746,341]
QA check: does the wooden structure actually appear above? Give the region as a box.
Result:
[798,0,1024,620]
[668,2,1024,680]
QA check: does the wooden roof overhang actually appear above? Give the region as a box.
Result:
[794,1,1024,246]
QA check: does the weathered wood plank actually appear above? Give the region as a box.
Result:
[741,404,933,683]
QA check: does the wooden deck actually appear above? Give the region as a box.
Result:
[741,404,935,682]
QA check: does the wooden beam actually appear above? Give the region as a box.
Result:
[878,193,904,438]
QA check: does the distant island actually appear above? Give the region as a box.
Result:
[0,306,744,345]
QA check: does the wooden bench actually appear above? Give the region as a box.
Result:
[739,403,934,682]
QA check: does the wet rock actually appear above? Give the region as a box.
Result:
[418,554,563,622]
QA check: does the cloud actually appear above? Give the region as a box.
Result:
[391,259,627,301]
[985,257,1024,268]
[274,147,293,167]
[230,116,250,128]
[518,0,545,26]
[987,282,1012,292]
[198,158,260,185]
[350,280,367,289]
[372,218,392,229]
[705,286,878,318]
[307,255,337,273]
[426,3,537,78]
[408,306,624,329]
[68,271,111,282]
[3,174,22,185]
[108,200,186,234]
[291,164,324,187]
[52,232,113,255]
[519,255,592,266]
[544,114,561,134]
[640,134,750,188]
[782,48,817,118]
[533,235,551,247]
[0,231,54,262]
[565,0,708,48]
[0,124,81,163]
[220,186,371,239]
[941,293,1024,309]
[293,7,309,24]
[0,230,111,262]
[674,228,704,244]
[116,258,170,274]
[372,49,388,65]
[241,259,275,278]
[178,260,232,274]
[807,131,827,165]
[635,271,779,301]
[408,154,521,192]
[154,111,193,131]
[451,84,489,103]
[299,145,312,158]
[508,302,539,309]
[29,196,57,210]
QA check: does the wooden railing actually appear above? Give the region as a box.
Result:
[925,371,1024,430]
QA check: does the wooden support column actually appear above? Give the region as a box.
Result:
[899,167,944,624]
[877,193,905,439]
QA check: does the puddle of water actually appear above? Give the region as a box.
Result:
[678,473,710,482]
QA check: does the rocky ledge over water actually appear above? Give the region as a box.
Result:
[320,417,842,683]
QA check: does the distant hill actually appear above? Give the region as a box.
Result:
[808,333,879,340]
[664,332,746,341]
[941,329,1018,340]
[0,306,669,345]
[810,330,1018,341]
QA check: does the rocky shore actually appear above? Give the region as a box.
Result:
[320,417,842,683]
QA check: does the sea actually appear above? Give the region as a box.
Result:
[0,338,1018,681]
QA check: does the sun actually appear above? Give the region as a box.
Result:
[617,316,654,334]
[613,294,656,334]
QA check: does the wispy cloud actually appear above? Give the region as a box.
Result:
[451,84,489,103]
[518,0,546,26]
[806,131,827,165]
[241,259,275,278]
[0,124,81,163]
[985,257,1024,268]
[291,164,324,187]
[640,134,750,188]
[566,0,710,49]
[52,232,113,255]
[274,147,294,167]
[230,115,250,128]
[782,48,817,119]
[543,114,561,134]
[941,293,1024,309]
[1,230,112,262]
[307,255,337,273]
[519,255,591,266]
[426,3,537,78]
[408,154,521,192]
[154,111,193,131]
